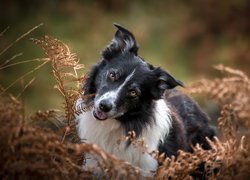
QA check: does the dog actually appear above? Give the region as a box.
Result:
[75,24,216,173]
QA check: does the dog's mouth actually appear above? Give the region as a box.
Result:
[93,108,108,121]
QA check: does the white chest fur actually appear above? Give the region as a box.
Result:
[75,99,172,172]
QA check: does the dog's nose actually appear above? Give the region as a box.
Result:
[99,100,112,112]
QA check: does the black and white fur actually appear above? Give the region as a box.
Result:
[75,24,216,172]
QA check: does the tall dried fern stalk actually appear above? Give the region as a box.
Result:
[32,36,84,141]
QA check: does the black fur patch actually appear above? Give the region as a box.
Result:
[165,89,216,150]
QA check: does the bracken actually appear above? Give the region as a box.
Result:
[0,35,249,179]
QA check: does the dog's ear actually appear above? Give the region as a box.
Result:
[151,68,184,99]
[102,23,139,59]
[113,24,139,54]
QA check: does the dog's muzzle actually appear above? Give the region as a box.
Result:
[93,100,112,121]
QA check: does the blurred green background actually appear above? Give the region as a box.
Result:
[1,0,250,116]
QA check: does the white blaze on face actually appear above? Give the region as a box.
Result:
[95,69,136,110]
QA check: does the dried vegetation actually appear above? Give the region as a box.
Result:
[0,34,249,179]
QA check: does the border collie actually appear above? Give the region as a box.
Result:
[75,24,216,173]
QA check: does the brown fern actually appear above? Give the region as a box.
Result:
[32,36,84,141]
[2,33,250,179]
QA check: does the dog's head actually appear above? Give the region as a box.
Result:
[83,24,183,121]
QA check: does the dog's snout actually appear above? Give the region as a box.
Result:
[99,100,112,112]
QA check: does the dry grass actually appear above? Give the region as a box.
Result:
[0,35,250,179]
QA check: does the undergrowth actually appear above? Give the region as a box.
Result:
[0,32,249,179]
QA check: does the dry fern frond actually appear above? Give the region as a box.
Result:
[32,36,84,140]
[156,137,239,179]
[217,104,238,140]
[0,94,89,179]
[185,65,250,129]
[30,109,66,130]
[75,143,142,179]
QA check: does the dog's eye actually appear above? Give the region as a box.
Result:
[108,71,116,81]
[127,89,138,98]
